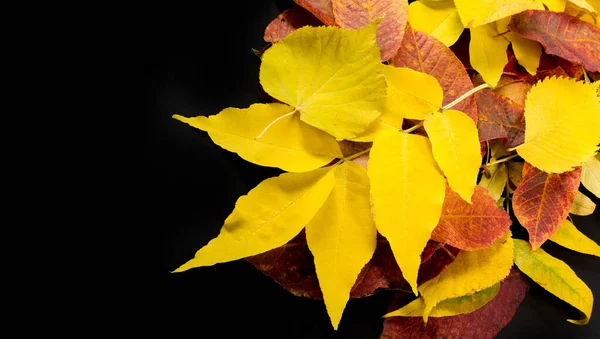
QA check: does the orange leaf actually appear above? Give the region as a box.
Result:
[512,162,582,249]
[391,25,478,122]
[431,186,512,251]
[331,0,408,61]
[475,89,525,148]
[509,10,600,72]
[293,0,336,26]
[264,6,323,43]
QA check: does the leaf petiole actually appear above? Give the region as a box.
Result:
[401,121,424,134]
[485,154,519,167]
[255,109,298,139]
[440,83,491,111]
[343,147,371,162]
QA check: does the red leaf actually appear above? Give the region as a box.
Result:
[264,6,323,43]
[381,268,530,339]
[293,0,336,26]
[331,0,408,61]
[509,10,600,72]
[512,162,581,249]
[391,25,478,122]
[246,232,459,299]
[431,186,512,251]
[475,89,525,148]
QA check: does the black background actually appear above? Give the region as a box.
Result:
[145,1,600,337]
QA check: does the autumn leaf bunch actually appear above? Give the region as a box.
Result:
[172,0,600,337]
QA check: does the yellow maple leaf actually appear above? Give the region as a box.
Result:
[305,161,377,330]
[260,21,387,139]
[408,0,464,46]
[515,77,600,173]
[368,130,447,295]
[454,0,544,28]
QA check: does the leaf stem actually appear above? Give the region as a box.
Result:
[401,121,424,134]
[343,147,372,162]
[582,66,590,83]
[255,109,297,139]
[485,154,519,167]
[441,83,491,111]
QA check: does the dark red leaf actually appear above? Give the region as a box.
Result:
[475,89,525,148]
[293,0,337,26]
[264,6,323,43]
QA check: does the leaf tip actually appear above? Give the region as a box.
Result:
[172,114,186,122]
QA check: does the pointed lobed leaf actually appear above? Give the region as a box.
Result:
[469,23,510,87]
[424,110,481,202]
[570,191,596,216]
[381,268,530,339]
[407,0,464,47]
[332,0,408,61]
[454,0,543,28]
[305,162,377,329]
[432,186,512,250]
[293,0,336,26]
[513,239,594,324]
[391,24,478,122]
[173,103,342,173]
[516,77,600,173]
[513,162,581,249]
[173,168,335,272]
[260,23,386,139]
[418,231,514,322]
[581,155,600,198]
[475,89,525,147]
[382,65,444,120]
[479,162,508,201]
[264,6,323,43]
[368,130,447,295]
[550,219,600,256]
[509,10,600,72]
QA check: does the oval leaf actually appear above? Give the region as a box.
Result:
[469,23,510,87]
[570,191,596,216]
[173,103,342,172]
[432,186,512,250]
[424,110,482,203]
[407,0,464,47]
[293,0,336,26]
[264,6,323,43]
[260,23,387,139]
[513,239,594,325]
[332,0,408,61]
[549,219,600,257]
[306,162,377,329]
[368,131,447,295]
[581,155,600,199]
[515,77,600,173]
[513,162,581,249]
[173,168,335,272]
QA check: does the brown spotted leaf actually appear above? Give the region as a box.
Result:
[392,25,478,122]
[381,268,530,339]
[431,186,512,251]
[513,162,582,249]
[264,6,323,43]
[509,10,600,72]
[475,89,525,148]
[293,0,336,26]
[332,0,408,61]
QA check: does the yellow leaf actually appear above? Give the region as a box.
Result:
[570,191,596,216]
[581,156,600,198]
[454,0,544,28]
[542,0,568,11]
[569,0,598,12]
[469,23,510,87]
[515,77,600,173]
[513,239,594,325]
[350,117,398,142]
[408,0,464,46]
[479,162,508,201]
[566,1,599,26]
[497,17,541,76]
[418,231,514,322]
[508,161,524,193]
[173,168,335,272]
[260,22,386,139]
[368,130,446,295]
[383,65,444,120]
[384,283,500,318]
[306,162,377,330]
[550,219,600,257]
[424,110,481,203]
[173,103,342,173]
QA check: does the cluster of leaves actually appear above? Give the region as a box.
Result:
[173,0,600,337]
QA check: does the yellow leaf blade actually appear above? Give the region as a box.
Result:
[479,162,508,201]
[173,103,342,172]
[425,110,481,203]
[350,117,399,142]
[454,0,544,28]
[581,156,600,199]
[516,77,600,173]
[570,191,596,216]
[469,23,510,87]
[173,168,335,272]
[306,162,377,330]
[569,0,598,12]
[383,65,444,120]
[260,22,387,139]
[513,239,594,325]
[542,0,568,11]
[418,231,514,322]
[549,219,600,257]
[368,131,447,295]
[408,0,464,46]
